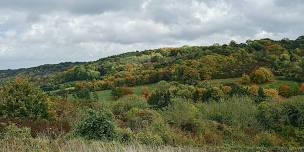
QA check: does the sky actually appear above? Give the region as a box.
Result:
[0,0,304,70]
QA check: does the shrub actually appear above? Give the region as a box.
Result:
[202,87,224,102]
[141,86,151,99]
[111,95,148,120]
[111,87,133,99]
[254,132,283,147]
[73,88,91,100]
[264,88,279,99]
[0,77,49,119]
[147,89,171,109]
[162,98,202,134]
[255,87,267,103]
[228,83,251,96]
[126,108,163,131]
[116,128,134,143]
[278,83,299,98]
[257,96,304,130]
[73,109,116,140]
[135,131,164,145]
[248,85,259,96]
[240,74,251,85]
[222,86,232,94]
[250,67,274,84]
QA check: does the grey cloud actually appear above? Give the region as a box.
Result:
[0,0,143,14]
[0,0,304,69]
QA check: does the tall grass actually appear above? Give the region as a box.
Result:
[202,96,259,129]
[1,138,302,152]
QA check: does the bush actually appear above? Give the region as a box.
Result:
[162,98,202,134]
[135,131,164,145]
[73,109,116,140]
[202,87,225,102]
[240,74,251,85]
[228,83,251,97]
[126,108,163,131]
[264,88,279,99]
[0,77,49,119]
[111,87,133,99]
[257,96,304,130]
[141,86,151,99]
[250,67,274,84]
[147,89,171,109]
[248,85,259,96]
[73,88,91,100]
[111,95,149,120]
[254,132,283,147]
[278,83,300,98]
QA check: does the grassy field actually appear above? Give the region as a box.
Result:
[260,80,300,89]
[95,83,158,102]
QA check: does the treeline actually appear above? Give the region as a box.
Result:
[31,36,304,94]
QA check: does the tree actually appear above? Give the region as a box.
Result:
[64,65,100,82]
[0,77,49,119]
[250,67,274,84]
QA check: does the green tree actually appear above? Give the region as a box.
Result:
[0,77,49,119]
[250,67,274,84]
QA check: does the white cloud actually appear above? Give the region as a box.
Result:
[0,0,303,69]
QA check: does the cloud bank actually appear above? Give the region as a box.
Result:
[0,0,303,69]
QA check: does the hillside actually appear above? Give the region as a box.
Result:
[2,36,304,90]
[1,36,304,150]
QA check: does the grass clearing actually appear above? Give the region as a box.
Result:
[261,80,300,89]
[95,83,158,102]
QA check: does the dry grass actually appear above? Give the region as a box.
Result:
[0,138,303,152]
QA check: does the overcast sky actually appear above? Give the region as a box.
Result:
[0,0,303,69]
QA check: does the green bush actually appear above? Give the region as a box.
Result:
[73,109,116,140]
[126,108,163,131]
[0,77,49,119]
[228,83,251,96]
[111,95,148,119]
[250,67,274,84]
[73,88,92,100]
[278,83,300,97]
[240,74,251,85]
[257,96,304,131]
[147,89,171,109]
[135,131,164,145]
[201,87,225,102]
[162,98,203,134]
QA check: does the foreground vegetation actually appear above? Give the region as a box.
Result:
[1,36,304,151]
